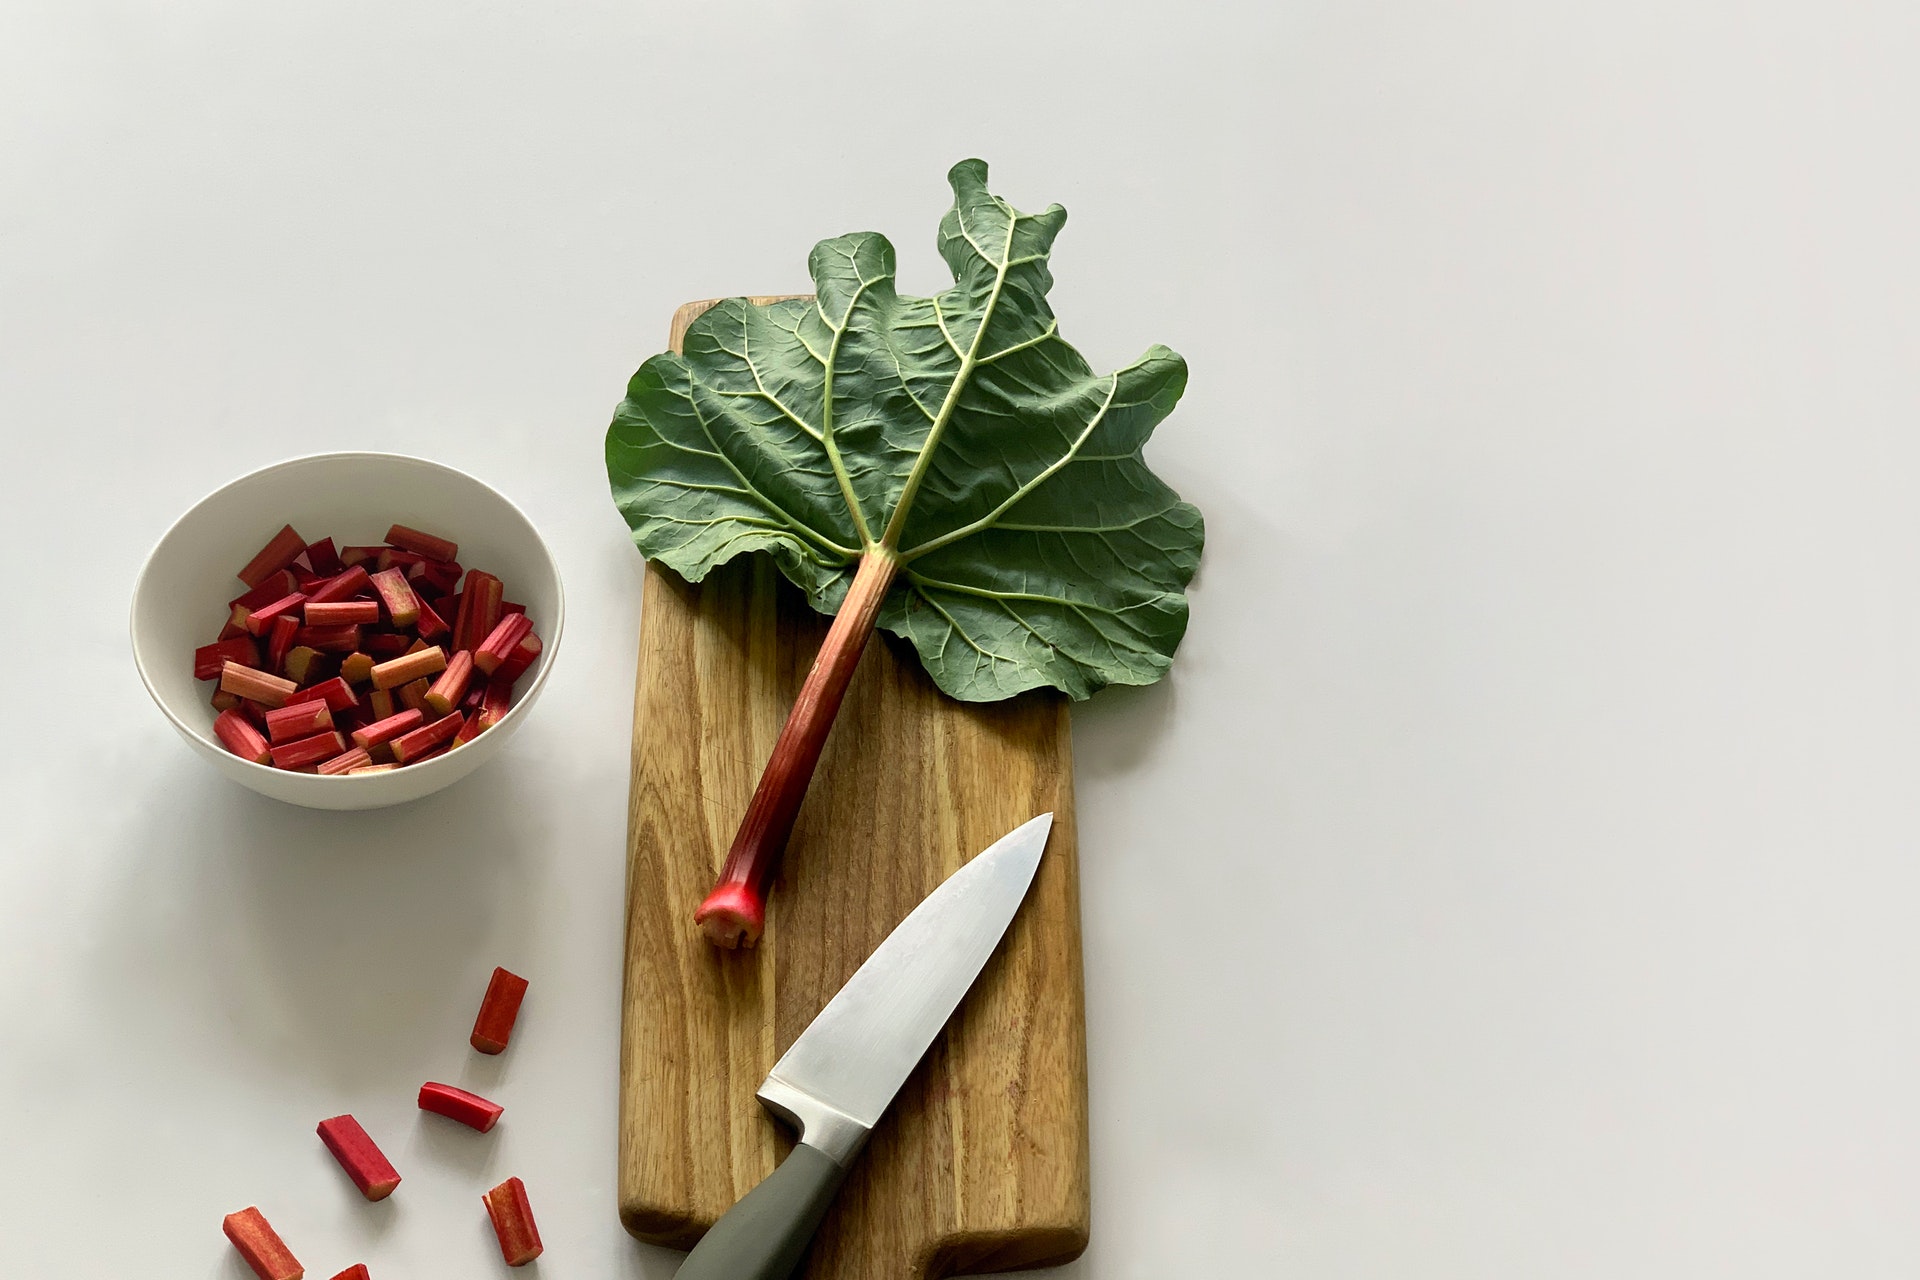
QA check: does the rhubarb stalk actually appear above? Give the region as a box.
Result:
[694,550,898,948]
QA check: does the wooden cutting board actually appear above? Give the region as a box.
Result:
[617,299,1092,1279]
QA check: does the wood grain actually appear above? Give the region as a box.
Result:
[618,299,1091,1278]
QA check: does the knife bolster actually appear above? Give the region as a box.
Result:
[757,1073,872,1166]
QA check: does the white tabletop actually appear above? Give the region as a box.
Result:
[6,3,1918,1276]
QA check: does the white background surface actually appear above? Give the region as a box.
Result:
[5,3,1918,1276]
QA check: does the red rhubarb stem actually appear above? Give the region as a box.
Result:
[694,549,899,948]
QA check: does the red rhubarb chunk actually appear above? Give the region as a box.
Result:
[213,709,272,764]
[370,646,446,690]
[425,650,473,715]
[385,523,459,563]
[267,615,301,672]
[493,632,542,688]
[351,709,424,751]
[473,614,533,676]
[304,599,380,626]
[195,636,260,681]
[316,747,373,776]
[453,571,503,653]
[413,596,450,641]
[222,1206,304,1280]
[391,710,463,763]
[264,700,333,743]
[285,676,357,713]
[482,1177,543,1266]
[229,570,301,612]
[418,1081,503,1132]
[303,537,343,576]
[270,730,348,770]
[329,1267,371,1280]
[369,567,421,628]
[316,1114,401,1201]
[246,592,308,637]
[221,661,298,708]
[470,966,529,1055]
[236,525,308,589]
[411,558,462,595]
[305,565,373,605]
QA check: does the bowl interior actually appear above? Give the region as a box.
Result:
[132,453,562,788]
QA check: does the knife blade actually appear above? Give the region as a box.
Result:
[674,811,1054,1280]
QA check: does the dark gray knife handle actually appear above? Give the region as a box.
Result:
[675,1141,849,1280]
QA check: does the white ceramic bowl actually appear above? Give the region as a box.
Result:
[131,452,564,810]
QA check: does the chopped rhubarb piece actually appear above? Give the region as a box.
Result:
[217,617,247,641]
[475,680,513,731]
[482,1177,543,1266]
[303,537,343,576]
[267,615,300,672]
[316,1114,401,1200]
[292,569,329,592]
[375,547,428,574]
[213,709,272,764]
[470,967,529,1054]
[411,558,462,594]
[222,1206,303,1280]
[339,545,382,567]
[431,592,459,625]
[453,571,503,653]
[453,713,485,745]
[413,596,449,641]
[286,676,357,713]
[329,1267,370,1280]
[282,645,331,685]
[270,729,347,770]
[351,709,424,750]
[293,623,363,654]
[305,565,373,605]
[347,763,396,774]
[195,636,259,681]
[369,568,421,627]
[385,523,459,562]
[392,711,464,763]
[396,677,433,714]
[418,1081,503,1132]
[368,687,396,719]
[227,602,255,635]
[424,651,473,714]
[212,688,242,712]
[472,615,532,676]
[230,570,301,612]
[221,661,297,708]
[361,631,412,657]
[493,632,542,687]
[264,700,333,743]
[304,600,379,626]
[340,652,375,686]
[316,747,373,776]
[236,525,308,589]
[370,646,446,690]
[245,591,307,637]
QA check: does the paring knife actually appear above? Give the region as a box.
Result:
[675,812,1055,1280]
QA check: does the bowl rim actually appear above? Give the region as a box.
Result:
[129,450,566,781]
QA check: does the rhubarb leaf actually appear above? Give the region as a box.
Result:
[606,159,1204,701]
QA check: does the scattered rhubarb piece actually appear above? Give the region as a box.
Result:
[492,631,542,687]
[351,710,424,751]
[221,661,297,708]
[370,646,445,690]
[385,523,459,562]
[475,680,513,731]
[470,967,529,1054]
[368,688,396,720]
[396,677,432,713]
[473,614,533,676]
[391,711,464,763]
[453,713,485,745]
[375,547,427,574]
[329,1267,370,1280]
[304,600,379,626]
[339,545,382,566]
[267,615,301,672]
[413,596,449,641]
[361,631,412,657]
[316,1114,401,1201]
[369,567,421,628]
[340,653,375,686]
[222,1206,304,1280]
[347,763,396,774]
[270,730,348,770]
[304,537,344,576]
[294,624,363,653]
[482,1177,543,1266]
[411,558,462,594]
[282,646,330,686]
[453,571,503,653]
[305,565,373,605]
[317,747,374,775]
[230,570,301,612]
[286,676,357,713]
[236,525,308,590]
[418,1081,503,1132]
[245,591,307,637]
[264,700,333,743]
[424,650,473,715]
[212,688,242,712]
[195,636,260,681]
[213,709,272,764]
